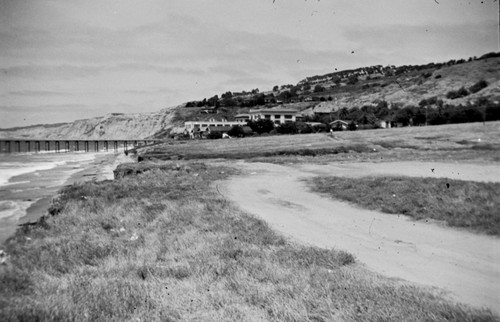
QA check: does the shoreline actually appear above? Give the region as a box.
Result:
[1,152,133,244]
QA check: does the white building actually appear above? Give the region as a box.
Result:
[248,109,302,125]
[184,118,241,132]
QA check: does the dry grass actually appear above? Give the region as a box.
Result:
[1,162,496,321]
[139,121,500,163]
[308,176,500,236]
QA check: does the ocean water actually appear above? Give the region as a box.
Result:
[0,152,100,244]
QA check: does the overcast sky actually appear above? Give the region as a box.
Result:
[0,0,498,128]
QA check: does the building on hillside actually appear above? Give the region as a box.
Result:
[329,120,349,130]
[184,119,241,133]
[378,120,392,129]
[234,114,251,123]
[248,109,302,125]
[200,106,218,114]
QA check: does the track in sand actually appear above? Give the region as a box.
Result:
[221,161,500,313]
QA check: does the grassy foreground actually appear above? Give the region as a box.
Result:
[0,162,497,321]
[308,176,500,236]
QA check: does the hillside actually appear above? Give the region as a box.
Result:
[2,53,499,140]
[301,55,500,114]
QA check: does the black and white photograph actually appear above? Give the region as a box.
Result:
[1,0,499,320]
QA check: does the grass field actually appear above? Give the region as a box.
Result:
[139,121,500,162]
[308,176,500,236]
[1,162,496,321]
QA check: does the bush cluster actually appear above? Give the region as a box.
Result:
[446,87,469,99]
[469,80,488,94]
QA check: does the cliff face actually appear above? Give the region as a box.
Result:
[0,106,182,140]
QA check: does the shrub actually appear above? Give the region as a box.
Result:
[347,121,357,131]
[296,122,313,134]
[246,119,275,134]
[469,80,488,94]
[313,84,325,92]
[418,99,428,107]
[227,125,245,138]
[207,132,222,140]
[446,87,469,99]
[346,75,358,85]
[277,122,298,134]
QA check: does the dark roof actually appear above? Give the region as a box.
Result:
[241,126,253,133]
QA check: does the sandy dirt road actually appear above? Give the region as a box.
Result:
[221,161,500,313]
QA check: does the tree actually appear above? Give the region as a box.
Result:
[207,95,219,107]
[314,84,325,93]
[197,98,207,107]
[374,101,389,119]
[413,107,427,126]
[296,121,313,134]
[290,86,300,97]
[277,122,298,134]
[338,107,349,120]
[273,85,279,92]
[347,121,357,131]
[277,90,291,101]
[394,106,413,126]
[221,97,237,107]
[246,119,274,134]
[228,125,246,138]
[256,94,266,106]
[221,91,232,99]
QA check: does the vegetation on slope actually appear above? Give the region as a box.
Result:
[308,176,500,236]
[1,162,496,321]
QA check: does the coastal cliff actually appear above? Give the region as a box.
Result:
[0,106,184,140]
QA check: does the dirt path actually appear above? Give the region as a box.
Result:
[221,161,500,313]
